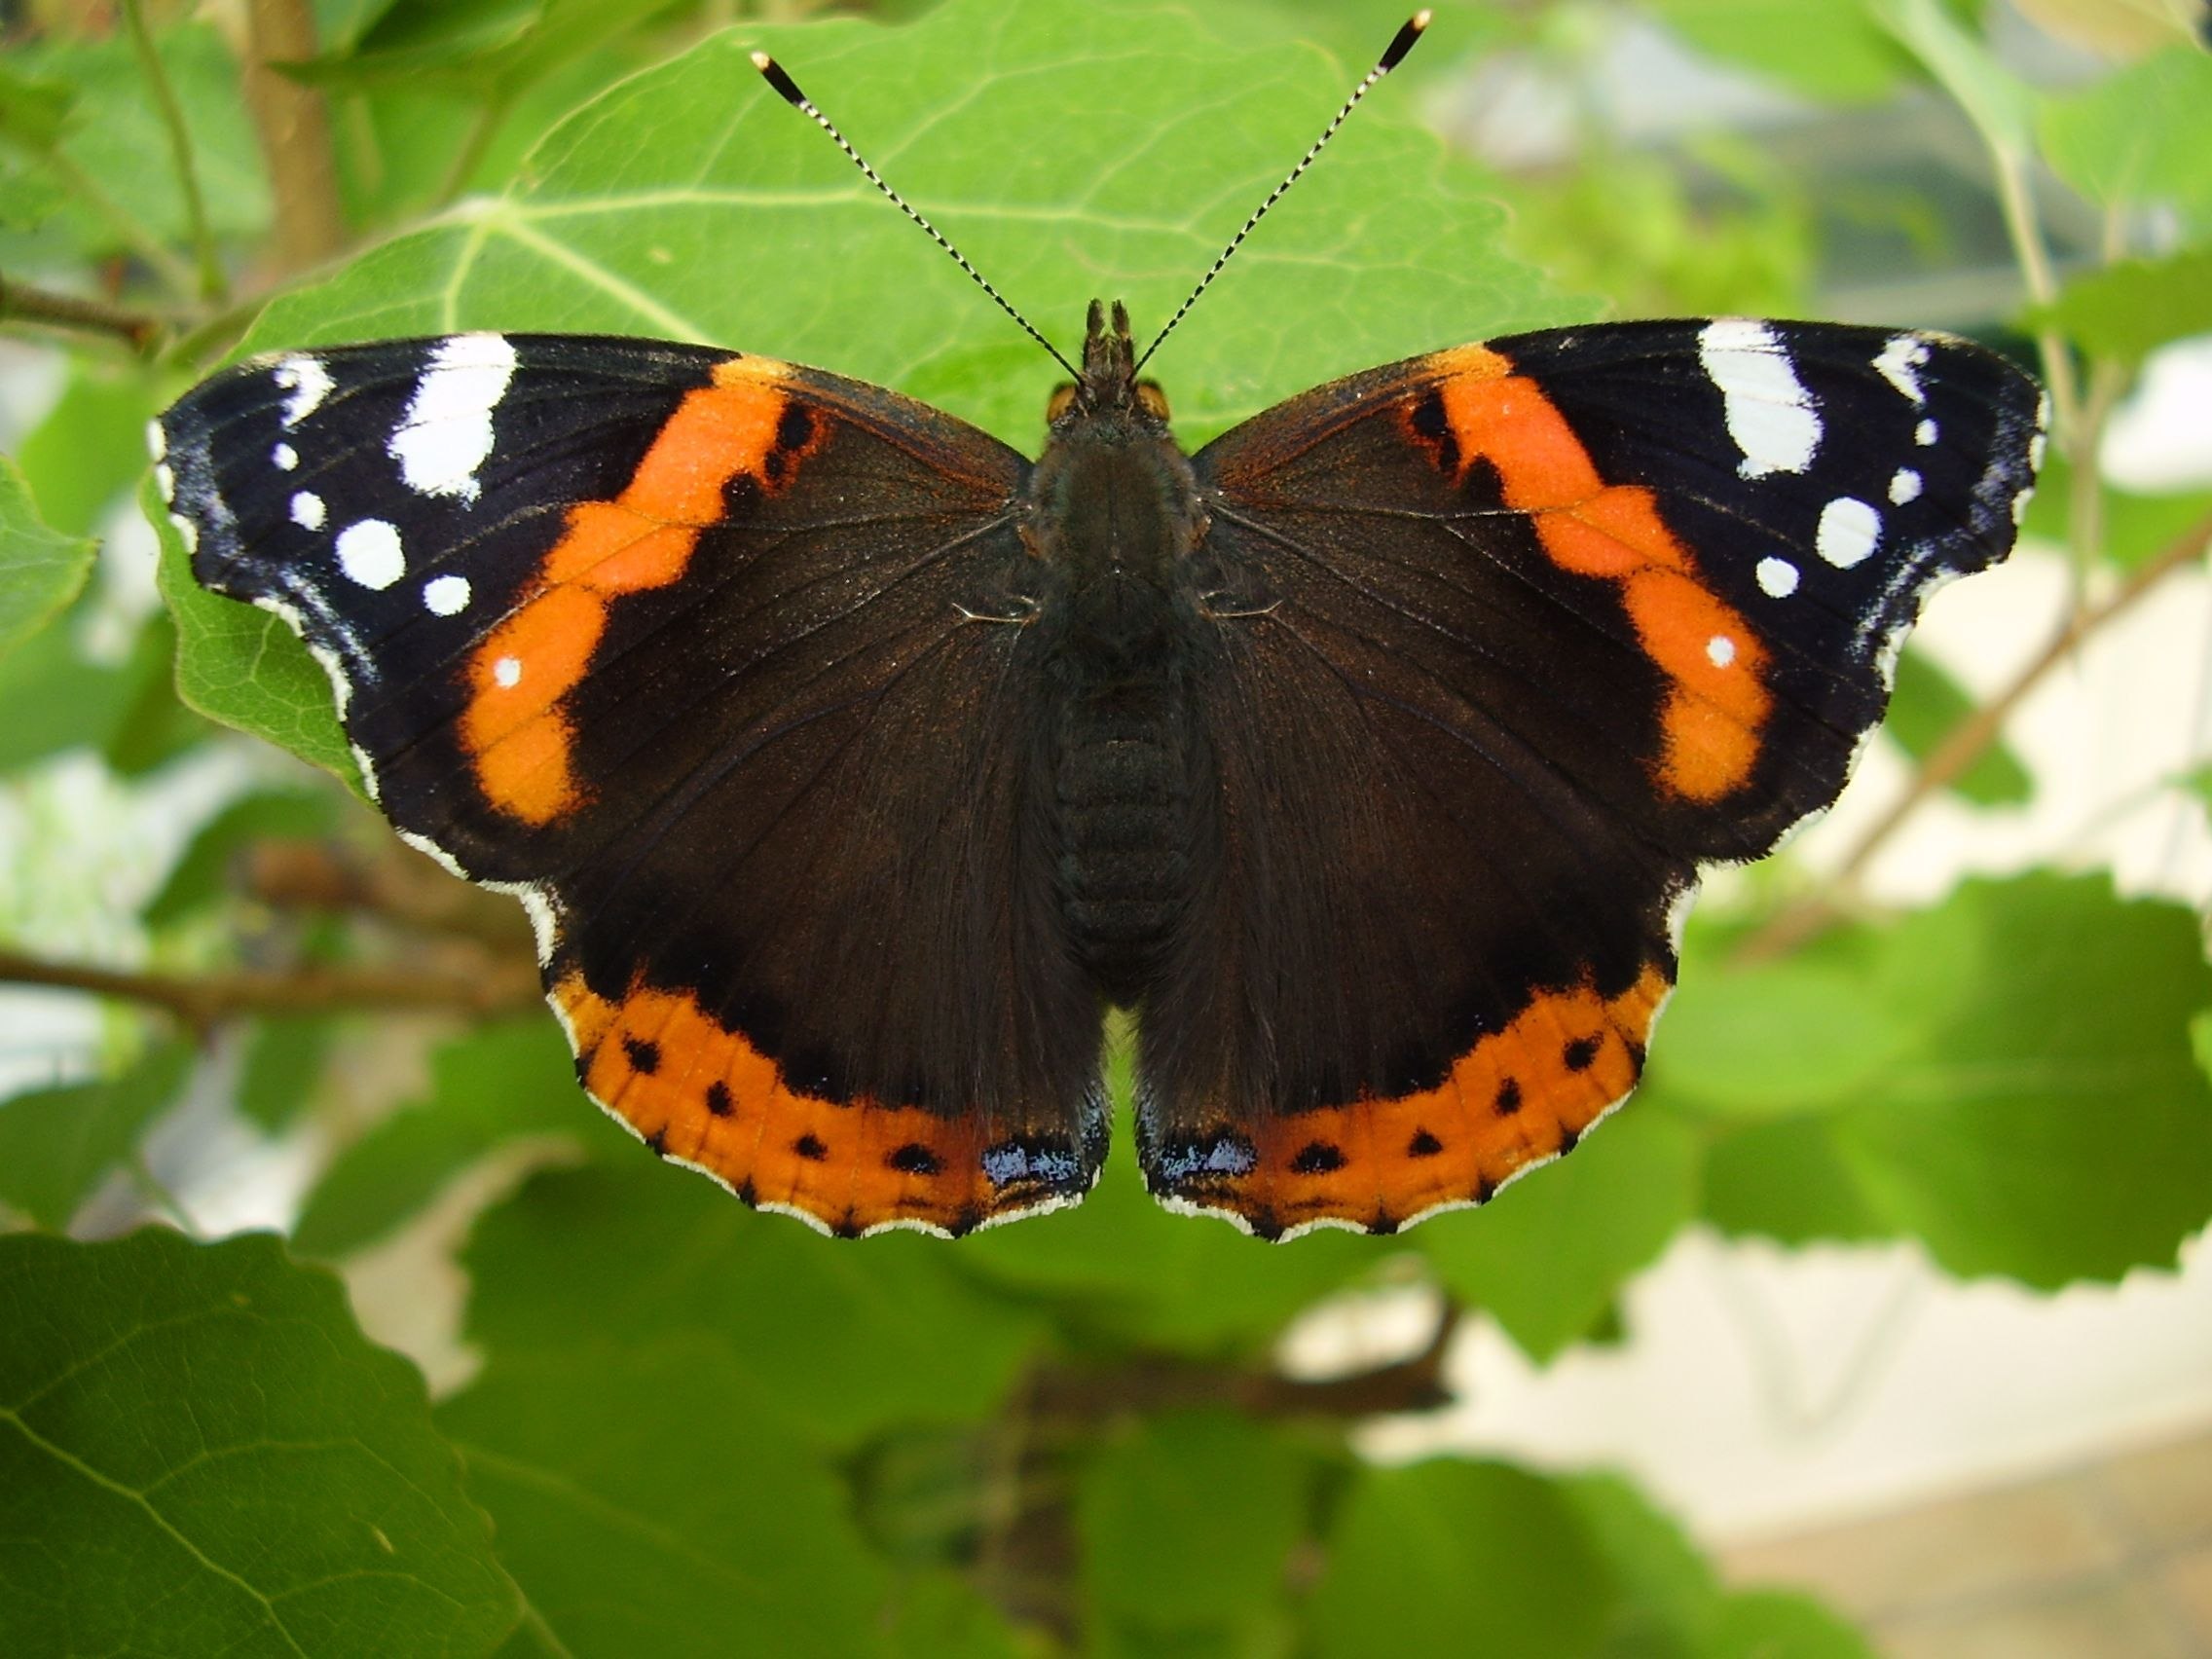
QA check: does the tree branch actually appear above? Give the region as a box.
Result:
[0,947,540,1039]
[241,0,346,276]
[0,272,162,350]
[123,0,226,302]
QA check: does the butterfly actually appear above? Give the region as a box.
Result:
[152,22,2046,1240]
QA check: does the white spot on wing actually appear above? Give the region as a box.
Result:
[493,655,522,687]
[145,421,166,461]
[423,573,471,615]
[1756,556,1799,597]
[290,491,325,530]
[1706,634,1736,668]
[2029,430,2047,472]
[167,512,198,554]
[1698,319,1821,478]
[1817,497,1881,568]
[1889,467,1922,504]
[1916,418,1938,447]
[273,354,334,425]
[272,442,298,471]
[335,518,404,589]
[153,462,174,501]
[389,334,518,503]
[1873,334,1931,404]
[2012,487,2035,524]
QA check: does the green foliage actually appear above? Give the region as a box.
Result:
[0,454,94,664]
[3,0,2209,1653]
[0,1230,517,1657]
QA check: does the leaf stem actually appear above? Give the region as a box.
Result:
[36,146,200,300]
[433,95,508,208]
[122,0,227,304]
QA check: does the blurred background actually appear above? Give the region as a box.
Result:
[2,1,2209,1655]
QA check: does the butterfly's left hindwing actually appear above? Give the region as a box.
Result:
[159,335,1107,1237]
[1135,319,2043,1236]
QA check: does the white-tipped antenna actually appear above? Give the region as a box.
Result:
[752,51,1081,378]
[1134,11,1430,371]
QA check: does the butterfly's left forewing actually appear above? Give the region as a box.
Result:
[160,335,1107,1236]
[1139,318,2043,1236]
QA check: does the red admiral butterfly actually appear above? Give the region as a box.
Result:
[154,17,2044,1239]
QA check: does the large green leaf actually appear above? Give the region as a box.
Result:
[1883,646,2033,807]
[14,361,157,540]
[461,1160,1047,1445]
[167,0,1568,769]
[1076,1408,1318,1646]
[1417,1106,1700,1362]
[0,1230,516,1658]
[0,454,95,667]
[434,1340,900,1659]
[0,1042,192,1231]
[1691,874,2212,1284]
[1305,1458,1871,1658]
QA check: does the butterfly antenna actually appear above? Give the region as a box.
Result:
[1134,11,1429,372]
[753,51,1081,379]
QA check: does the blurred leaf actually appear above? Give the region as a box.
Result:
[144,787,339,926]
[0,1042,191,1230]
[435,1340,893,1659]
[16,24,271,252]
[2016,451,2212,571]
[0,59,75,152]
[2038,45,2212,217]
[1694,874,2212,1283]
[1418,1108,1699,1362]
[1712,1589,1877,1657]
[1652,950,1916,1119]
[1641,0,1912,103]
[1871,0,2036,154]
[151,478,367,793]
[0,1230,517,1657]
[461,1160,1046,1446]
[313,0,412,55]
[1308,1460,1619,1658]
[2036,245,2212,366]
[1077,1409,1316,1640]
[1883,646,2035,806]
[2011,0,2212,58]
[15,359,156,538]
[104,609,217,777]
[292,1018,580,1257]
[0,454,96,666]
[0,602,134,771]
[239,1017,339,1131]
[294,0,675,101]
[1308,1459,1868,1658]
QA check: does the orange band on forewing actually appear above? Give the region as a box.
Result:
[1192,963,1673,1235]
[1428,354,1772,801]
[552,969,1047,1236]
[459,357,802,826]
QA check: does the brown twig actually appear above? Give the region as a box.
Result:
[0,272,162,350]
[1742,507,2212,961]
[0,947,540,1039]
[123,0,226,302]
[240,0,346,275]
[242,838,539,956]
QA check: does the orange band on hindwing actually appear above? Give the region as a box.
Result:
[551,969,1069,1237]
[1417,347,1772,802]
[1171,962,1674,1235]
[459,356,821,826]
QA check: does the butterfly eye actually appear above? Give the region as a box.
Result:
[1047,382,1078,423]
[1137,381,1171,421]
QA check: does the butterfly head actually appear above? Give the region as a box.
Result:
[1047,300,1172,432]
